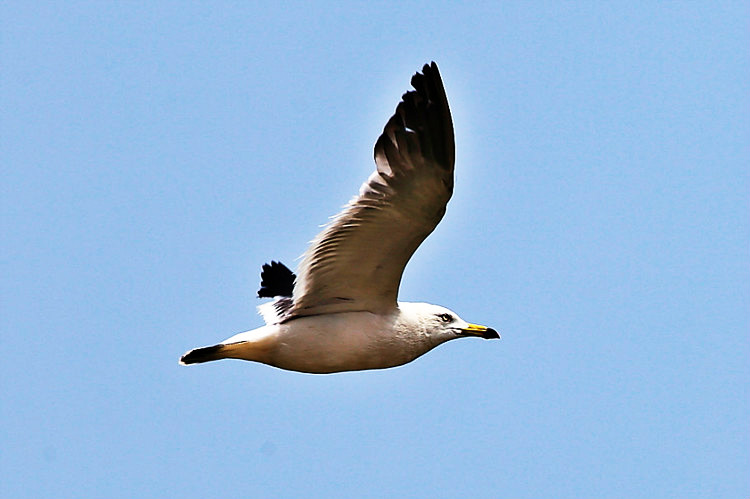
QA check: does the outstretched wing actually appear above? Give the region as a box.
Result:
[286,62,455,319]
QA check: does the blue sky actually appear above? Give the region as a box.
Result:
[2,2,748,498]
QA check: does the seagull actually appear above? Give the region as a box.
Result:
[180,62,499,374]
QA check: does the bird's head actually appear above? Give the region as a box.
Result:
[399,302,500,343]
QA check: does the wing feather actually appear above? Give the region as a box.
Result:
[286,62,454,319]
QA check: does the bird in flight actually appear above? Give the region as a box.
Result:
[180,62,499,374]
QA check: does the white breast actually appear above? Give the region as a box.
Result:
[267,310,434,374]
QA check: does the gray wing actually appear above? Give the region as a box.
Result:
[287,62,455,319]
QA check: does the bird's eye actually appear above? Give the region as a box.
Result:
[438,313,453,323]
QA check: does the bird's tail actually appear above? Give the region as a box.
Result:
[180,343,232,365]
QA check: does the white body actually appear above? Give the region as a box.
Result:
[219,302,456,374]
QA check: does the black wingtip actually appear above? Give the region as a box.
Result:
[422,61,439,77]
[414,61,441,85]
[180,344,226,365]
[257,261,296,298]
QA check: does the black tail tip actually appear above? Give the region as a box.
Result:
[179,344,225,365]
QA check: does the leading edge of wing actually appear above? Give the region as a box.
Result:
[283,62,455,321]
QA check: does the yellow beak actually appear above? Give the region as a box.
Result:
[460,323,500,339]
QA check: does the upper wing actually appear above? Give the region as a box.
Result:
[284,62,455,320]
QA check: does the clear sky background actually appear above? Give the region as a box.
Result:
[2,2,748,498]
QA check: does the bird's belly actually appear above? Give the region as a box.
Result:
[268,311,425,374]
